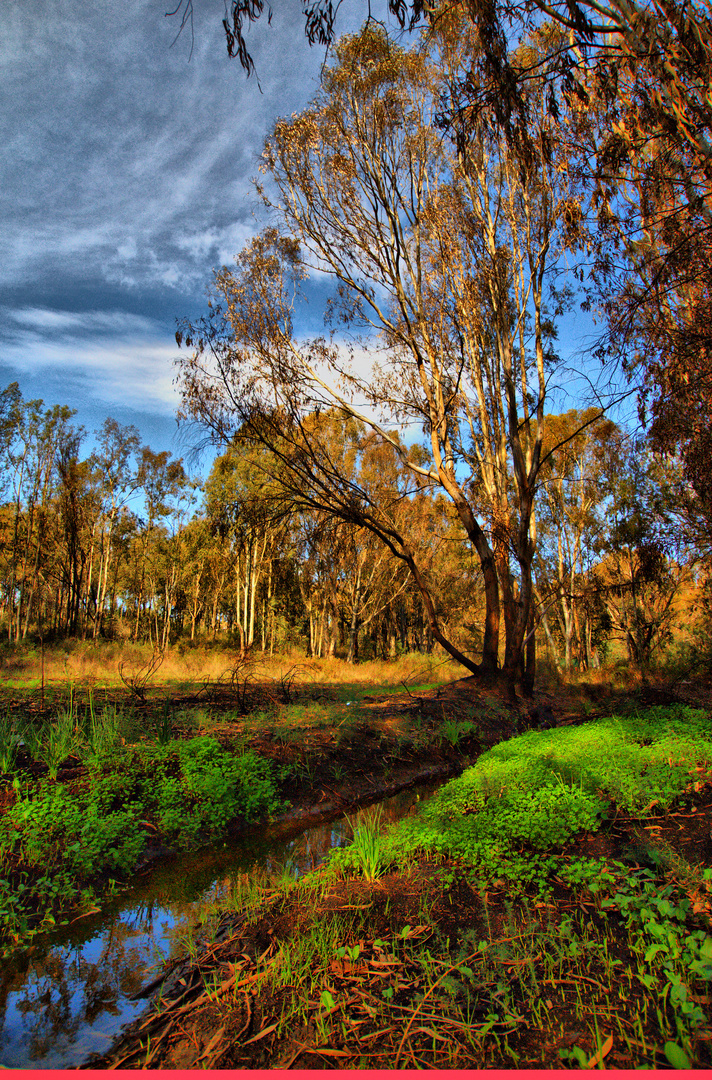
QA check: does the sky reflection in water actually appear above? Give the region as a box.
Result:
[0,785,434,1069]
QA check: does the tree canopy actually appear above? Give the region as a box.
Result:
[168,0,712,537]
[175,22,603,691]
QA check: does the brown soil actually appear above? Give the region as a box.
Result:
[74,674,712,1072]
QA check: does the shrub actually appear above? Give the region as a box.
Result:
[0,734,286,946]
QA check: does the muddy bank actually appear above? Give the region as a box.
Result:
[132,755,465,877]
[78,697,712,1073]
[1,779,444,1070]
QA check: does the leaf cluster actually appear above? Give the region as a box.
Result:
[0,735,284,946]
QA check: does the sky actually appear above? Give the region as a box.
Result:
[2,0,631,482]
[1,0,360,470]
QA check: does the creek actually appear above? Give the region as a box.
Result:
[0,780,438,1070]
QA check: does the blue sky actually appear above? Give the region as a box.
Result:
[1,0,348,466]
[2,0,634,479]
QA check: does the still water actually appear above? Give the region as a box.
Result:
[0,783,435,1070]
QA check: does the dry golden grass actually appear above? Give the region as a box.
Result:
[0,640,465,694]
[2,633,693,701]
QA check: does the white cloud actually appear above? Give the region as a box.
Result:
[8,307,158,337]
[0,0,400,448]
[175,221,258,268]
[0,0,322,294]
[1,307,179,412]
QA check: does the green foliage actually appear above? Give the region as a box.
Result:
[8,779,146,877]
[665,1042,692,1069]
[335,806,389,881]
[82,697,123,764]
[440,718,479,747]
[175,735,285,829]
[20,707,82,780]
[602,868,712,1047]
[0,712,20,774]
[556,856,622,894]
[391,705,712,882]
[148,699,174,746]
[98,735,286,841]
[0,734,285,947]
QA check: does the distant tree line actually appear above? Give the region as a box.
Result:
[0,380,701,674]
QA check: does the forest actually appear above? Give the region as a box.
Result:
[4,11,709,689]
[2,0,712,1071]
[0,380,705,679]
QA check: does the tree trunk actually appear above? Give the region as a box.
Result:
[346,559,362,664]
[248,547,258,646]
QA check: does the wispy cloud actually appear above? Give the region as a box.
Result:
[1,0,323,298]
[0,0,393,446]
[9,307,157,336]
[1,307,179,412]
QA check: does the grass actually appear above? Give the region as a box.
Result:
[106,701,712,1071]
[19,694,83,779]
[343,805,387,881]
[4,640,711,1068]
[390,703,712,884]
[0,711,20,773]
[0,639,463,695]
[0,647,469,953]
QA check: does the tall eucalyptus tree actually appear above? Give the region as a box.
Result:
[178,24,579,690]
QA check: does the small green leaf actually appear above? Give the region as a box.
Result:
[699,937,712,960]
[571,1045,588,1067]
[664,1042,691,1069]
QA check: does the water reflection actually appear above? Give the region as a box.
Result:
[0,784,435,1069]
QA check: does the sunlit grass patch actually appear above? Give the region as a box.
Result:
[0,642,464,706]
[392,704,712,883]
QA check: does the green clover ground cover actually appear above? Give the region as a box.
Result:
[325,704,712,1067]
[329,702,712,890]
[381,703,712,881]
[0,735,285,950]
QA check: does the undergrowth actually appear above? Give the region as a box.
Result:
[57,700,712,1071]
[363,703,712,884]
[0,736,285,951]
[317,703,712,1068]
